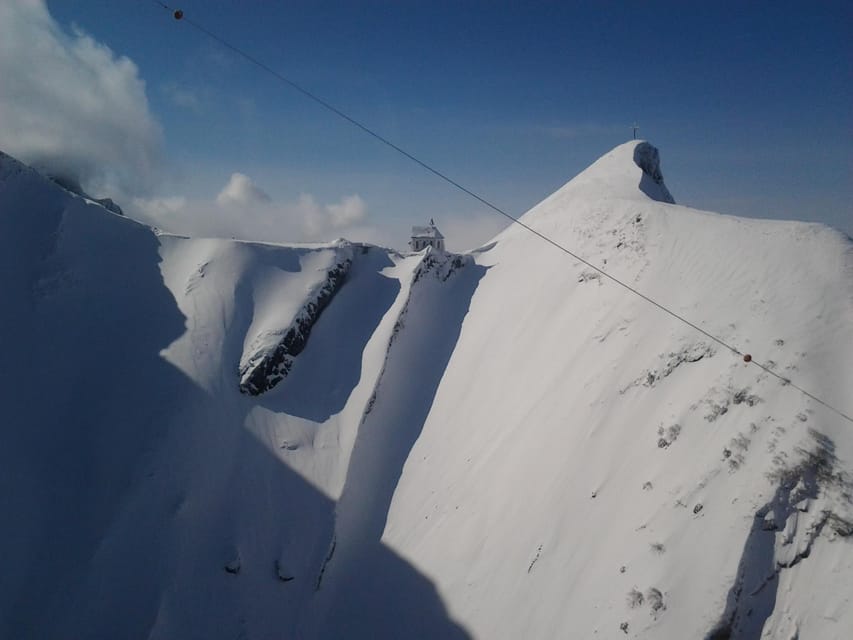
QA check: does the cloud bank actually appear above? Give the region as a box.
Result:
[306,194,367,235]
[0,1,503,252]
[216,173,271,207]
[132,178,507,251]
[131,172,387,246]
[0,0,162,196]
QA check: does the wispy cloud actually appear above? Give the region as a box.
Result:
[0,0,163,197]
[131,172,384,246]
[216,173,271,207]
[536,123,629,139]
[325,194,367,228]
[162,82,203,113]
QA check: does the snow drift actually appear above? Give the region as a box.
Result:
[0,141,851,639]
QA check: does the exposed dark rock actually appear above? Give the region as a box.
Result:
[708,430,853,639]
[47,173,124,215]
[633,142,675,204]
[704,401,729,422]
[646,587,665,613]
[732,389,761,407]
[274,560,294,582]
[627,588,644,608]
[623,343,715,393]
[93,197,124,216]
[527,544,543,573]
[412,249,470,284]
[239,258,352,395]
[657,423,682,448]
[578,270,602,284]
[315,535,337,591]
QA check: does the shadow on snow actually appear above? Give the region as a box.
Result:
[0,187,469,639]
[311,259,487,639]
[259,248,400,422]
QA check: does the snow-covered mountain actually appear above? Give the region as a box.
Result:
[1,142,850,640]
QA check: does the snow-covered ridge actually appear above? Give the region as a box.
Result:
[518,140,677,219]
[1,143,852,640]
[382,143,853,640]
[0,150,124,215]
[238,243,355,395]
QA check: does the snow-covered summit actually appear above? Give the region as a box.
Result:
[535,140,675,210]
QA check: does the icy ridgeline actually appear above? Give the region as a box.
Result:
[1,142,852,640]
[0,149,473,640]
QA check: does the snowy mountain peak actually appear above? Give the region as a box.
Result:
[549,140,675,206]
[2,146,852,640]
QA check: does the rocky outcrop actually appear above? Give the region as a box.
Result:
[239,256,352,395]
[48,173,124,215]
[633,142,675,204]
[707,430,853,639]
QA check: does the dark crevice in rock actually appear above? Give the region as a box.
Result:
[239,257,352,395]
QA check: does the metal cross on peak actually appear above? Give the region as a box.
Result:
[632,122,640,140]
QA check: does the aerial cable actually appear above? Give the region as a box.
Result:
[147,3,852,425]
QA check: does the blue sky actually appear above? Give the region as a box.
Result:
[3,1,851,248]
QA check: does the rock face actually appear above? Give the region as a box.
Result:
[633,141,675,204]
[709,429,853,639]
[47,172,125,215]
[238,253,353,395]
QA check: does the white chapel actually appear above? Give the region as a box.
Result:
[409,218,445,252]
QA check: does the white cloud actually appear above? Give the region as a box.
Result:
[304,193,367,235]
[131,196,188,226]
[162,83,202,112]
[0,0,163,196]
[130,172,383,246]
[129,170,506,251]
[326,194,367,227]
[216,173,271,207]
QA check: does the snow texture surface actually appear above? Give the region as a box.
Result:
[1,141,851,639]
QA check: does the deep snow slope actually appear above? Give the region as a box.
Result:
[0,150,468,640]
[383,142,853,639]
[1,142,851,640]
